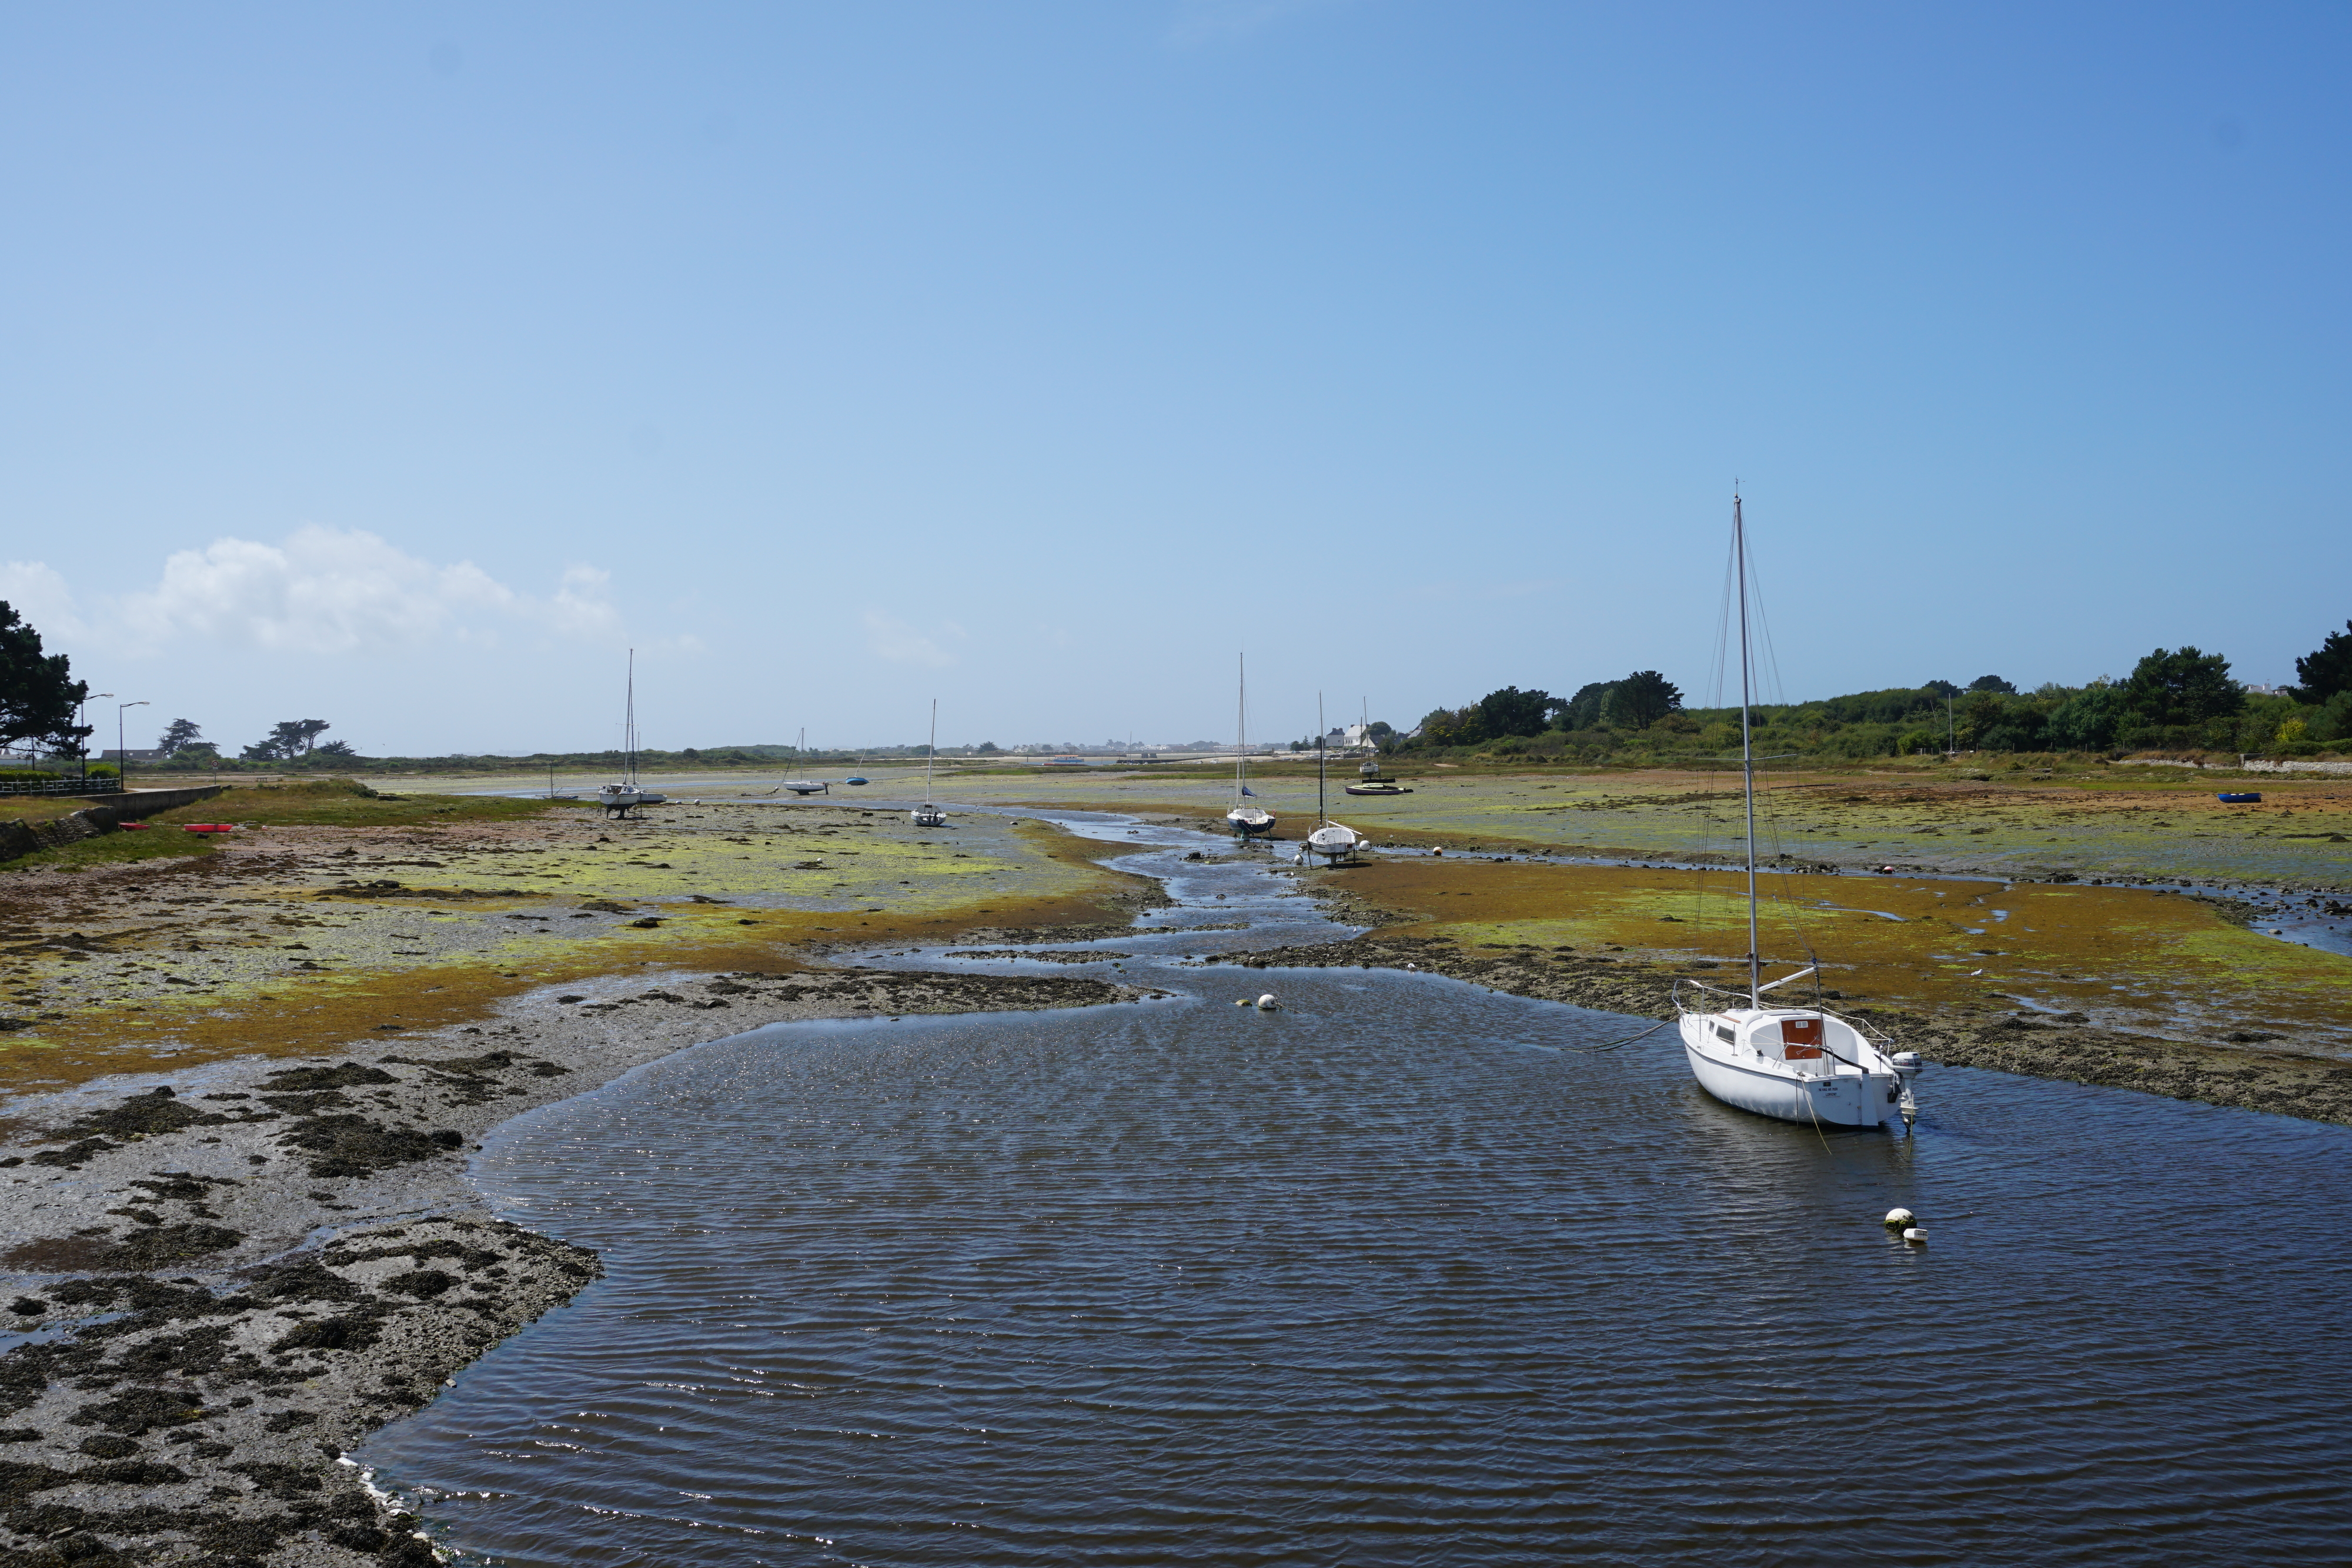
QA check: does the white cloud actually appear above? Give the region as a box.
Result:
[863,610,964,668]
[0,560,89,641]
[106,526,619,654]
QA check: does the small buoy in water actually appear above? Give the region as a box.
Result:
[1256,994,1279,1010]
[1883,1208,1915,1229]
[1405,962,1416,970]
[1235,998,1251,1007]
[1903,1227,1927,1243]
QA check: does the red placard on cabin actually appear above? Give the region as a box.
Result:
[1780,1017,1825,1059]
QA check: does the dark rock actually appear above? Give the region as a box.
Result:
[68,1388,206,1435]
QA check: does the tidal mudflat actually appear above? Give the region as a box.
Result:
[355,822,2352,1565]
[0,783,1165,1565]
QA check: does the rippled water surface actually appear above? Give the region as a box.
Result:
[362,821,2352,1564]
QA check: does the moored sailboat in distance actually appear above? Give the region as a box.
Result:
[1346,695,1411,795]
[1305,693,1366,865]
[597,650,669,819]
[782,729,827,795]
[1226,654,1277,838]
[911,700,947,828]
[1674,492,1920,1131]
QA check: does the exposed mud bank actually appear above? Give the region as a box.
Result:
[0,964,1158,1566]
[1212,930,2352,1127]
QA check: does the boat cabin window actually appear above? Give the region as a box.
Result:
[1713,1023,1735,1044]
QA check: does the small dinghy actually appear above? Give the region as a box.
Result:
[2217,791,2261,804]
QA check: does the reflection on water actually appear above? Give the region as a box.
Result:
[360,824,2352,1565]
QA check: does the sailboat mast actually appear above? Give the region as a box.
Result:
[624,648,636,785]
[1735,496,1760,1008]
[1236,653,1247,802]
[1317,693,1328,824]
[924,699,937,804]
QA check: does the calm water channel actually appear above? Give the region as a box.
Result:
[360,816,2352,1565]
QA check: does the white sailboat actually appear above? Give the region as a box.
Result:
[782,729,827,795]
[597,650,669,819]
[1305,694,1366,865]
[1225,654,1277,838]
[1347,694,1409,795]
[910,700,947,828]
[1675,493,1921,1131]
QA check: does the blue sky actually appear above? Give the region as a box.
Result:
[4,2,2346,755]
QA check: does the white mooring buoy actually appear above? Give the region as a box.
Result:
[1256,994,1280,1011]
[1883,1208,1916,1229]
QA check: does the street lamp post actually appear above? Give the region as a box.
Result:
[80,694,113,785]
[117,701,149,791]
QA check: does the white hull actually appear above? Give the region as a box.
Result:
[911,806,946,827]
[597,784,666,813]
[1307,823,1364,864]
[1227,806,1276,836]
[784,780,827,795]
[1678,1008,1912,1130]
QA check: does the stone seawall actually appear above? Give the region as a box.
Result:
[0,786,228,864]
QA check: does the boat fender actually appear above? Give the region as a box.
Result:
[1883,1208,1915,1229]
[1902,1227,1928,1244]
[1256,994,1279,1011]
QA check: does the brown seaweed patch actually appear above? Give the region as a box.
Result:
[276,1115,462,1178]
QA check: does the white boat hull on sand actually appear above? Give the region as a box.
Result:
[1307,824,1364,864]
[1228,807,1276,836]
[1679,1008,1909,1130]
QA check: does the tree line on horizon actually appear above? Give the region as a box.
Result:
[6,597,2349,773]
[1394,620,2352,760]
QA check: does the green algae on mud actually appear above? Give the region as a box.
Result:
[0,798,1161,1095]
[1294,856,2352,1055]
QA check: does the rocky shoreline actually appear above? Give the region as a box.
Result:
[1211,927,2352,1126]
[0,963,1159,1567]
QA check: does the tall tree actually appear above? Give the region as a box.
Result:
[2122,647,2242,727]
[1474,686,1553,738]
[243,719,332,761]
[158,718,204,756]
[2293,620,2352,704]
[1559,681,1618,730]
[1606,670,1685,730]
[1966,674,2017,694]
[0,601,90,754]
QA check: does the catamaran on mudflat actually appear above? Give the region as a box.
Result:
[1673,493,1921,1131]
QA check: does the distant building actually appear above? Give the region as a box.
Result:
[101,748,168,762]
[2242,683,2290,697]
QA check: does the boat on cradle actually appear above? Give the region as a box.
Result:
[1304,694,1367,865]
[1345,696,1412,795]
[1225,654,1277,838]
[1674,492,1920,1132]
[781,728,827,795]
[911,700,947,828]
[597,650,669,820]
